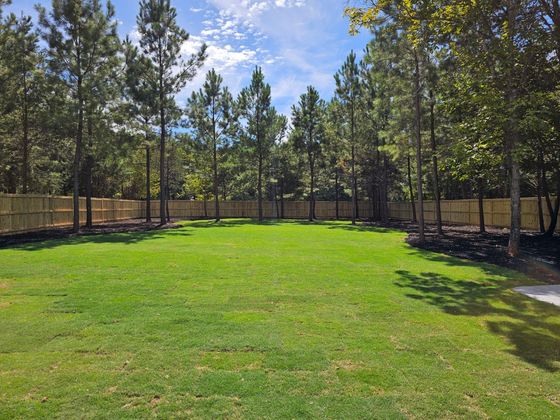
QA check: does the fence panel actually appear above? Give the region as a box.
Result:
[0,194,145,235]
[387,197,558,232]
[0,194,558,235]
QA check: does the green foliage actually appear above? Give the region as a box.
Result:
[136,0,206,109]
[0,0,558,236]
[291,86,325,158]
[237,67,286,212]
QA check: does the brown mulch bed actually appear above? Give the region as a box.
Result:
[375,221,560,284]
[0,219,181,248]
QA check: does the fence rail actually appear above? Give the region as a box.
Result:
[0,193,557,235]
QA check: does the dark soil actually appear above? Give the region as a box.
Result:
[375,221,560,284]
[0,219,181,248]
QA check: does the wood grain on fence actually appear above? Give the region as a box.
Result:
[0,194,144,235]
[0,194,557,235]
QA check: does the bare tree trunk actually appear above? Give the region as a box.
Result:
[407,155,417,223]
[335,169,340,220]
[413,50,425,243]
[370,154,377,221]
[165,155,170,223]
[309,154,315,221]
[429,90,443,236]
[505,91,521,256]
[213,123,220,222]
[257,154,263,221]
[544,176,560,237]
[370,181,375,222]
[21,73,30,194]
[73,73,84,233]
[478,178,486,234]
[508,153,521,256]
[85,115,93,229]
[275,182,280,219]
[536,166,545,233]
[146,142,152,223]
[280,178,285,219]
[381,155,389,223]
[543,168,554,217]
[351,104,357,225]
[540,160,558,237]
[159,69,166,225]
[506,2,521,257]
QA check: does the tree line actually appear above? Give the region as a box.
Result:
[0,0,558,256]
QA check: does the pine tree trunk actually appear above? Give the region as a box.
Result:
[429,90,443,236]
[21,73,30,194]
[280,178,285,219]
[257,153,263,221]
[85,116,93,229]
[146,142,152,223]
[508,155,521,256]
[275,182,280,219]
[543,168,554,217]
[335,169,340,220]
[351,103,357,225]
[407,155,417,223]
[544,176,560,237]
[506,2,521,257]
[213,121,220,222]
[166,155,170,223]
[159,67,166,225]
[351,145,357,225]
[73,74,84,233]
[309,154,315,221]
[536,166,544,233]
[371,152,377,221]
[478,178,486,234]
[370,182,375,222]
[381,155,389,223]
[413,50,425,243]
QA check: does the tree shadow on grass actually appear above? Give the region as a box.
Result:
[183,218,397,234]
[1,219,394,252]
[394,269,560,372]
[2,228,193,252]
[325,224,395,234]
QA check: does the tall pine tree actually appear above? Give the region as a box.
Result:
[137,0,206,224]
[37,0,119,231]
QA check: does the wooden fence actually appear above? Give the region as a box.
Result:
[150,200,372,220]
[388,198,559,232]
[0,194,144,235]
[0,193,557,235]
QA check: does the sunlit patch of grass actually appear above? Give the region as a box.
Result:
[0,220,558,418]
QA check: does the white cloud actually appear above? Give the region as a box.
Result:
[206,0,307,22]
[126,0,367,115]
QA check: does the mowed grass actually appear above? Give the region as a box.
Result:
[0,220,559,419]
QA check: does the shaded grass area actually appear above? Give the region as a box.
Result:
[0,219,558,418]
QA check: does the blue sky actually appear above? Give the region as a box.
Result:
[7,0,370,116]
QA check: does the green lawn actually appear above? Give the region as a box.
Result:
[0,220,558,419]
